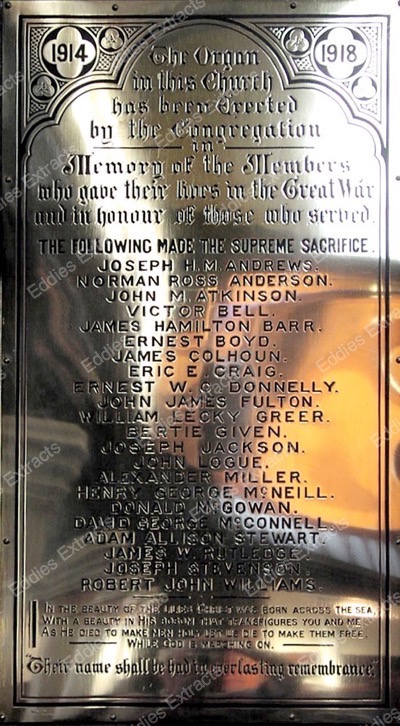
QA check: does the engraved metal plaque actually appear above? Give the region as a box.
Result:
[1,0,400,722]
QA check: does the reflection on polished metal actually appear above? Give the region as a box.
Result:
[1,0,400,722]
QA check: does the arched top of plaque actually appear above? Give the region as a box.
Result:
[20,14,387,147]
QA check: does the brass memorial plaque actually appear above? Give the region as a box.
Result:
[1,0,400,722]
